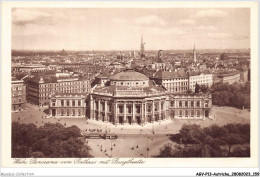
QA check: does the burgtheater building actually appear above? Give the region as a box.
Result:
[89,69,212,125]
[90,70,169,125]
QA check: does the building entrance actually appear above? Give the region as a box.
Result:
[52,109,56,116]
[127,116,132,124]
[119,116,123,124]
[205,110,209,117]
[136,116,141,125]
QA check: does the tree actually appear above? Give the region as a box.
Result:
[12,122,92,158]
[200,85,209,93]
[195,83,200,93]
[179,124,204,145]
[223,133,244,156]
[160,124,250,158]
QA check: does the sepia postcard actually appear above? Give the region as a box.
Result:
[1,1,259,170]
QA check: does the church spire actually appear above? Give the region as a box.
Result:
[140,35,145,58]
[193,43,196,63]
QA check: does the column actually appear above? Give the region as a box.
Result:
[142,102,145,123]
[152,101,155,122]
[91,96,94,120]
[132,102,135,123]
[124,103,126,123]
[104,101,108,122]
[98,100,101,120]
[158,101,161,121]
[114,102,118,124]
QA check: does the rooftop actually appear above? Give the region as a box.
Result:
[110,69,149,81]
[152,70,188,79]
[93,80,167,97]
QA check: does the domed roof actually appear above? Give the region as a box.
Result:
[110,69,149,81]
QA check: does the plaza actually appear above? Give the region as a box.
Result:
[12,102,250,157]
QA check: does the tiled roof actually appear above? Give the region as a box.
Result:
[153,70,188,79]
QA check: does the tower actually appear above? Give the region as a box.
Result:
[193,44,196,63]
[140,35,145,58]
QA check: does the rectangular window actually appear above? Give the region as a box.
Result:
[136,105,141,114]
[179,110,182,117]
[102,103,105,111]
[185,110,188,117]
[197,110,200,117]
[170,101,174,107]
[119,105,123,113]
[61,109,64,116]
[185,101,188,108]
[108,104,111,112]
[191,101,194,107]
[147,104,152,113]
[179,101,182,107]
[52,100,55,106]
[61,100,64,106]
[67,100,70,106]
[78,100,81,107]
[155,103,158,111]
[127,105,132,114]
[197,101,200,107]
[191,110,194,117]
[78,109,81,116]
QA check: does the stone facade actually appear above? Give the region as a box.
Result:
[12,77,26,111]
[26,76,90,106]
[168,93,212,120]
[48,93,86,118]
[90,93,169,125]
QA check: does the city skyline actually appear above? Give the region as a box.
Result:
[12,8,250,51]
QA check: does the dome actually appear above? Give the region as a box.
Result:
[110,69,149,81]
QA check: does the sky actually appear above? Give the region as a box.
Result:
[12,8,250,51]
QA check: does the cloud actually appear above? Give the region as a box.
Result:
[206,32,232,39]
[195,9,227,18]
[194,25,216,31]
[148,27,186,35]
[12,9,52,26]
[134,15,166,26]
[178,19,196,25]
